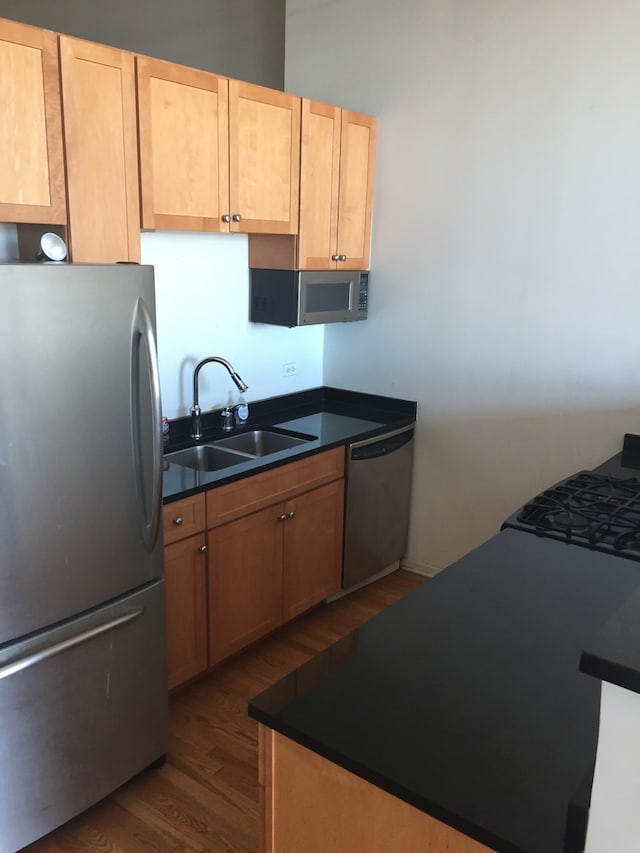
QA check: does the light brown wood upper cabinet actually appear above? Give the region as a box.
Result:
[137,56,230,232]
[137,60,300,235]
[249,100,376,270]
[299,101,376,270]
[59,35,140,262]
[0,18,66,225]
[228,80,300,235]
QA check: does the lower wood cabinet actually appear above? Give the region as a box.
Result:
[208,477,345,665]
[282,479,344,621]
[163,448,346,688]
[162,493,208,689]
[208,503,285,665]
[164,532,208,690]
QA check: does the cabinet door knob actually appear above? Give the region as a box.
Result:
[232,213,242,222]
[339,254,347,262]
[198,544,208,553]
[173,517,183,526]
[331,254,340,261]
[221,214,231,223]
[278,513,287,521]
[286,510,295,519]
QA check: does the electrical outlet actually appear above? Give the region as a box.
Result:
[283,362,297,378]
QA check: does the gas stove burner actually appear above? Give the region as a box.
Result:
[503,471,640,561]
[544,511,591,537]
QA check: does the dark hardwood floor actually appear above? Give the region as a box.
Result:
[22,570,425,853]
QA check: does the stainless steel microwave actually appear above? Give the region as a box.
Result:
[249,269,369,327]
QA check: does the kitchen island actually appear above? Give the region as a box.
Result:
[249,528,640,853]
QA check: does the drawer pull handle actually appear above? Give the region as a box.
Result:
[173,517,183,526]
[198,544,208,553]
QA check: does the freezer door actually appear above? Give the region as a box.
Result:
[0,264,163,643]
[0,580,168,853]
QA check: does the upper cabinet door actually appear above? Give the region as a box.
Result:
[297,100,341,270]
[228,81,300,235]
[287,100,376,271]
[137,57,230,232]
[59,36,140,262]
[0,19,66,225]
[336,110,376,271]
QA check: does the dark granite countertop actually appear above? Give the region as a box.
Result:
[162,387,416,503]
[582,434,640,694]
[580,585,640,694]
[249,529,640,853]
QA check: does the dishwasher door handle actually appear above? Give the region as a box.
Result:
[349,424,414,462]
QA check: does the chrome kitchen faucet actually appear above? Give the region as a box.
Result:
[191,356,248,438]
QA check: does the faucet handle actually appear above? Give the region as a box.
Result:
[221,407,234,431]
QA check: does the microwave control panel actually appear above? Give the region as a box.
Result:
[357,272,369,319]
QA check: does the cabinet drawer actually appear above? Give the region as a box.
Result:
[206,447,345,529]
[163,493,206,544]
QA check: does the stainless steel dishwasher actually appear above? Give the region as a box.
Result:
[342,423,415,590]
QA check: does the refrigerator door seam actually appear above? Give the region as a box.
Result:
[0,606,144,680]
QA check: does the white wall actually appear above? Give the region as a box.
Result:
[285,0,640,574]
[0,224,17,259]
[140,232,323,419]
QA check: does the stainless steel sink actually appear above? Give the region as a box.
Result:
[213,428,315,457]
[164,444,250,472]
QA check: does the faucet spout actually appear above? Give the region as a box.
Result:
[191,357,248,439]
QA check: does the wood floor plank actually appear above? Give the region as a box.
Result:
[21,570,425,853]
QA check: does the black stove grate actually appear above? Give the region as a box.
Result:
[503,472,640,560]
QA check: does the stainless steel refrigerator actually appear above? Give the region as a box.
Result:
[0,263,168,852]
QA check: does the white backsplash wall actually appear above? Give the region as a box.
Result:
[141,231,324,419]
[0,224,18,259]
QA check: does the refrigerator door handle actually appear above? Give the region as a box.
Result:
[131,297,162,553]
[0,607,144,681]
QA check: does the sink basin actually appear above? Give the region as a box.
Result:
[214,428,316,457]
[164,445,250,472]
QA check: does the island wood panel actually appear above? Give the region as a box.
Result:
[59,36,140,262]
[228,80,300,235]
[297,99,342,269]
[137,56,230,232]
[336,109,377,270]
[0,18,66,224]
[208,504,284,665]
[282,478,344,620]
[164,533,209,689]
[206,448,344,529]
[261,728,494,853]
[163,492,206,545]
[22,569,424,852]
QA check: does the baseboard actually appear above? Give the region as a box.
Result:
[400,556,442,578]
